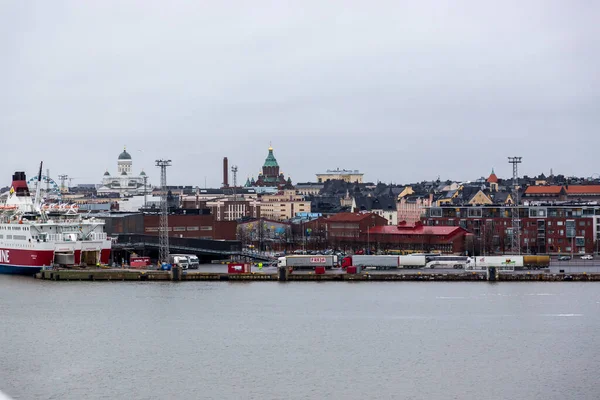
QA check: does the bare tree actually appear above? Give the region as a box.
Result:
[237,225,251,249]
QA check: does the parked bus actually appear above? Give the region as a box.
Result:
[386,250,442,256]
[425,255,472,269]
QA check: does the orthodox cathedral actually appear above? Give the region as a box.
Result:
[245,145,293,190]
[97,147,149,196]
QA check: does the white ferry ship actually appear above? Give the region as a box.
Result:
[0,167,111,274]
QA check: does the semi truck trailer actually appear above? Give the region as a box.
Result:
[277,255,338,270]
[341,255,427,270]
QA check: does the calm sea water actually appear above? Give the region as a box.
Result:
[1,277,599,400]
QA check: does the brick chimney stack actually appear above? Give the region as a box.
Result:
[223,157,229,188]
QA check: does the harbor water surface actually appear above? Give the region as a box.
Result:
[1,276,599,400]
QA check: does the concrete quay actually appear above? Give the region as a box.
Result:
[35,269,600,282]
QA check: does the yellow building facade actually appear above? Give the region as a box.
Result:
[259,190,312,221]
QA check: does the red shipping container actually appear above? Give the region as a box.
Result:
[346,266,357,274]
[228,263,251,274]
[314,266,326,275]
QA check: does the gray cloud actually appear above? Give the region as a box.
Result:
[1,0,599,187]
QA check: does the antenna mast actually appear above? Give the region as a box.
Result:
[58,174,69,194]
[231,165,238,200]
[155,159,172,264]
[142,174,148,209]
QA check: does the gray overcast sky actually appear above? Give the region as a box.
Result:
[2,0,599,187]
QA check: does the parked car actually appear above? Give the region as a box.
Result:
[581,255,594,260]
[558,256,571,261]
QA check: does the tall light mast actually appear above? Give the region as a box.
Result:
[508,157,522,254]
[155,159,172,264]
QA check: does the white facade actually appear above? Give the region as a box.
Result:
[372,209,398,226]
[316,169,364,183]
[97,147,149,197]
[206,197,261,221]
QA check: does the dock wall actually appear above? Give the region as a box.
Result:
[35,269,600,282]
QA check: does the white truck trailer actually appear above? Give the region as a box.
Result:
[348,255,400,270]
[466,256,523,271]
[277,255,338,270]
[398,255,427,269]
[341,255,427,269]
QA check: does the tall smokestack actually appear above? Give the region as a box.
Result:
[223,157,229,188]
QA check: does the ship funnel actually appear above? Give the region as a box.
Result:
[10,172,30,197]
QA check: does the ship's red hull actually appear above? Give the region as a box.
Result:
[0,247,111,275]
[0,248,55,267]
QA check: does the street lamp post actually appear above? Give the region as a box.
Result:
[482,223,486,256]
[301,221,306,253]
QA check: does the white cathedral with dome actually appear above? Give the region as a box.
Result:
[97,147,149,196]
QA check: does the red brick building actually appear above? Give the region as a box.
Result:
[296,213,469,253]
[97,212,238,241]
[368,223,469,254]
[143,214,237,240]
[322,212,388,249]
[422,205,600,255]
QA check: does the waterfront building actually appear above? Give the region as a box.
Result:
[368,223,469,254]
[422,204,600,255]
[97,211,237,241]
[97,147,149,197]
[323,212,387,248]
[316,168,364,184]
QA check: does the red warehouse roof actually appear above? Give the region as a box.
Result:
[524,186,563,195]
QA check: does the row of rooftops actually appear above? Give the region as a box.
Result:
[318,169,363,175]
[524,185,600,195]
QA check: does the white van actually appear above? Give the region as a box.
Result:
[187,255,200,269]
[169,255,189,270]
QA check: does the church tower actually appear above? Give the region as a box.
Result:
[117,146,132,175]
[254,144,292,189]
